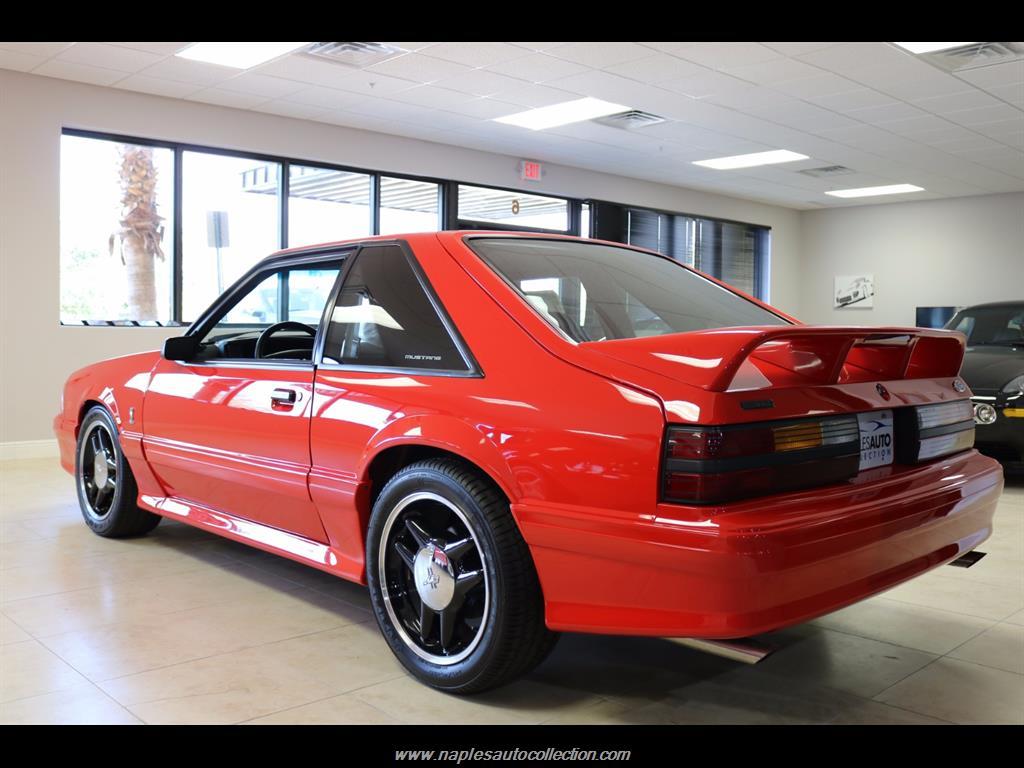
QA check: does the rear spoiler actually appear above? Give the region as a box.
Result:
[606,326,967,393]
[706,326,965,392]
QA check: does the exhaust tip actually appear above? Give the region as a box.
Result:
[948,551,987,568]
[670,637,775,664]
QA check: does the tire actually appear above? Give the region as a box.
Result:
[366,457,557,694]
[75,406,161,538]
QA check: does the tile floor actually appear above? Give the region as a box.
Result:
[1,458,1021,725]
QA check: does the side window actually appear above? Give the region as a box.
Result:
[323,246,468,372]
[197,263,341,361]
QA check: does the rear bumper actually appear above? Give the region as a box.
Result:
[516,450,1003,638]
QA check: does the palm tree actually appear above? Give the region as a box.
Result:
[110,145,165,320]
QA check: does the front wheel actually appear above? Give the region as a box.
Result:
[75,406,161,538]
[366,458,557,693]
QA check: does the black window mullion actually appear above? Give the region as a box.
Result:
[173,147,184,324]
[371,173,381,236]
[280,160,290,250]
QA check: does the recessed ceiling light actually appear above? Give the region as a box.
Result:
[494,98,631,131]
[892,42,980,54]
[826,184,925,198]
[176,42,310,69]
[693,150,809,170]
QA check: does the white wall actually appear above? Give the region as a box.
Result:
[799,193,1024,326]
[0,69,804,443]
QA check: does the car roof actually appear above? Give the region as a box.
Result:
[260,230,584,267]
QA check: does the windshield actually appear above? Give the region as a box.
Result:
[469,238,787,342]
[946,305,1024,347]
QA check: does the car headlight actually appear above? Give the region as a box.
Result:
[1003,374,1024,395]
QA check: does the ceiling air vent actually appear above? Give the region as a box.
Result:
[798,165,855,178]
[593,110,666,129]
[918,42,1024,72]
[303,42,407,68]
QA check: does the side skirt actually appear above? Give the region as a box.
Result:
[138,494,367,585]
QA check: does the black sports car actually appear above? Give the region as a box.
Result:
[946,301,1024,471]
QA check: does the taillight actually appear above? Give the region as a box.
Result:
[662,415,860,505]
[900,400,975,463]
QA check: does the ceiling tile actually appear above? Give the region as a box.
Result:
[0,42,73,58]
[0,47,47,72]
[954,60,1024,89]
[252,100,333,121]
[546,42,653,68]
[846,101,928,124]
[871,71,978,101]
[442,97,524,119]
[106,42,190,56]
[723,57,826,86]
[185,88,269,109]
[366,53,470,83]
[420,42,529,68]
[761,42,835,56]
[878,114,960,137]
[808,88,898,113]
[33,59,126,86]
[672,42,782,70]
[602,54,707,83]
[254,55,360,88]
[980,82,1024,107]
[342,98,424,121]
[433,68,526,97]
[797,43,923,79]
[138,56,237,86]
[945,103,1024,126]
[219,72,305,99]
[332,70,417,96]
[56,43,162,72]
[285,85,363,110]
[770,73,864,100]
[387,84,473,110]
[485,53,589,83]
[660,70,754,99]
[912,89,1004,114]
[494,82,579,107]
[929,135,1007,153]
[114,74,200,99]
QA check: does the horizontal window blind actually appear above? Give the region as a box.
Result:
[595,201,769,300]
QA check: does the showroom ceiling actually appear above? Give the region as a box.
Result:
[2,41,1022,209]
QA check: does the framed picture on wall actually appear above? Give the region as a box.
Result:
[834,274,874,308]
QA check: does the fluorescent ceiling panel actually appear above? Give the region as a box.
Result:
[892,42,980,54]
[693,150,809,170]
[177,42,310,69]
[825,184,925,198]
[494,97,631,130]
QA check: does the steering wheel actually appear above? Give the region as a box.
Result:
[254,321,317,360]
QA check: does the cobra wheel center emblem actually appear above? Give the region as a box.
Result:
[413,544,456,611]
[93,450,109,488]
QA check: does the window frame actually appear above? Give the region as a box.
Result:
[315,240,481,378]
[183,246,355,369]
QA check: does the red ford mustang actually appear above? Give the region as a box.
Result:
[55,232,1002,692]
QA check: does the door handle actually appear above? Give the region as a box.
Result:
[270,388,300,406]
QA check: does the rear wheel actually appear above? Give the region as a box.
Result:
[75,406,161,538]
[366,458,557,693]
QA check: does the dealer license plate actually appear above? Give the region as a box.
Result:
[857,410,894,470]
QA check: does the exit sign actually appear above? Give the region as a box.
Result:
[519,160,543,182]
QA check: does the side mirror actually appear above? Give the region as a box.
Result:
[163,335,199,362]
